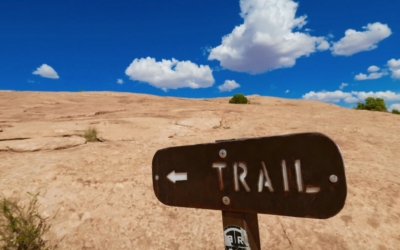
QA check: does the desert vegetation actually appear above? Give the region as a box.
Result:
[354,97,388,112]
[0,193,56,250]
[1,91,399,249]
[229,93,249,104]
[83,127,98,142]
[354,97,400,114]
[354,97,400,115]
[392,109,400,114]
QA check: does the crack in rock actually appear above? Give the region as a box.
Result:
[0,137,30,142]
[0,136,87,152]
[278,218,294,249]
[94,109,126,116]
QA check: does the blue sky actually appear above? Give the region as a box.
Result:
[1,0,400,110]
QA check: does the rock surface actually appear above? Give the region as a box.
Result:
[0,91,399,249]
[0,136,86,152]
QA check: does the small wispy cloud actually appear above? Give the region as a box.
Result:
[117,79,124,84]
[285,90,290,93]
[201,46,212,56]
[355,72,386,80]
[339,83,348,90]
[32,64,59,79]
[27,79,35,83]
[354,65,388,81]
[218,80,240,92]
[367,65,380,72]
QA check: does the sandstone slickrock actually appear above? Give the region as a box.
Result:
[0,136,86,152]
[0,91,399,249]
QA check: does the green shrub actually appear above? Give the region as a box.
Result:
[83,127,98,142]
[392,109,400,114]
[229,94,248,104]
[354,97,388,112]
[0,193,54,250]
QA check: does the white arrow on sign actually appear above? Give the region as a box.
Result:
[167,171,188,183]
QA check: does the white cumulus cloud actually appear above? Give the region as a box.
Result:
[117,79,124,84]
[331,22,392,56]
[303,90,400,103]
[208,0,329,74]
[218,80,240,92]
[125,57,214,90]
[339,83,348,90]
[302,90,357,103]
[355,72,386,80]
[354,91,400,101]
[368,65,380,72]
[355,64,388,81]
[389,103,400,111]
[32,64,59,79]
[388,58,400,79]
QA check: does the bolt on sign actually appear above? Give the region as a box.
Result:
[152,133,347,219]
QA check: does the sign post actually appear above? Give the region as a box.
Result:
[222,211,260,250]
[216,139,261,250]
[152,133,347,249]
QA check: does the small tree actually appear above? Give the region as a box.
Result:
[392,109,400,115]
[355,97,388,112]
[229,94,248,104]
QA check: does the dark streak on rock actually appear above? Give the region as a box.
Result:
[94,109,126,116]
[0,138,30,142]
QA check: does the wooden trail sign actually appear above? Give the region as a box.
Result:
[152,132,347,219]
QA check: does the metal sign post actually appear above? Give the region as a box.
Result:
[152,133,347,249]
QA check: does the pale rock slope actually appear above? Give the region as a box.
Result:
[0,91,399,249]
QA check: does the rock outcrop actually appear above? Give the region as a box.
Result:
[0,91,399,249]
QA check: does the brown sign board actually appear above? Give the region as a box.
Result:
[152,133,347,219]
